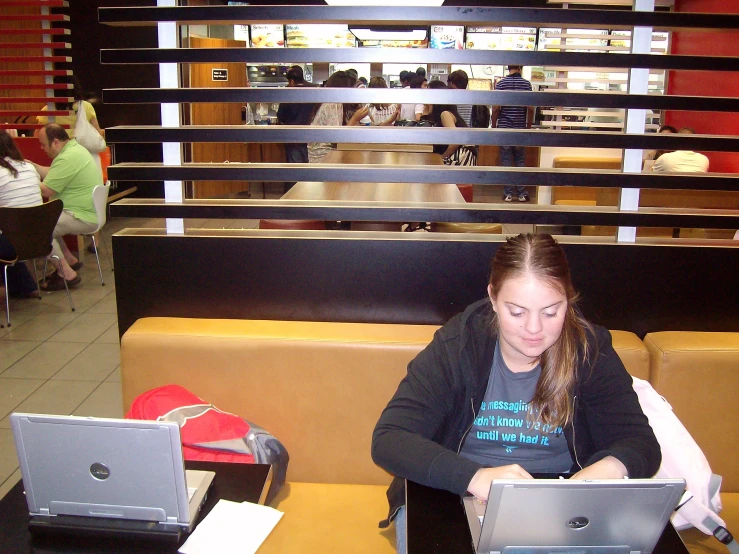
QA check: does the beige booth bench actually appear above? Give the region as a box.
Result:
[120,318,734,553]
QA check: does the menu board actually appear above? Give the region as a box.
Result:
[250,25,285,48]
[430,26,464,49]
[359,40,428,49]
[285,24,355,48]
[465,27,536,51]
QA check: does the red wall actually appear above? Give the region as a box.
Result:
[666,0,739,172]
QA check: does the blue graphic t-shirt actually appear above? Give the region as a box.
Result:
[459,342,573,473]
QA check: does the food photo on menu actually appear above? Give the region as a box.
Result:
[250,25,285,48]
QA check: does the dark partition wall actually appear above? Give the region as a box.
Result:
[113,232,739,339]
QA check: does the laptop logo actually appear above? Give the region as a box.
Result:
[566,517,589,530]
[90,463,111,480]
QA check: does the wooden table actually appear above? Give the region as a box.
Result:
[281,150,463,230]
[337,142,434,153]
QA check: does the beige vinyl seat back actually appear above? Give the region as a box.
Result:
[644,332,739,492]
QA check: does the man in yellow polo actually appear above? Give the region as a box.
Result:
[32,124,101,290]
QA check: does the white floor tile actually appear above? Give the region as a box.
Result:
[2,313,80,342]
[0,377,46,420]
[1,342,88,380]
[53,343,121,382]
[0,468,21,501]
[7,379,100,417]
[95,322,120,344]
[72,382,124,419]
[0,340,41,372]
[46,312,118,343]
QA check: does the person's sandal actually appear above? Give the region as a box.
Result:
[39,272,81,292]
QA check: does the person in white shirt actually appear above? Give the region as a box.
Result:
[0,131,43,298]
[651,127,709,173]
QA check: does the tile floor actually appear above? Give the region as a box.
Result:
[0,207,531,501]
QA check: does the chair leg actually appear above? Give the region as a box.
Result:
[30,260,41,299]
[51,255,75,312]
[77,234,85,266]
[43,258,49,284]
[3,265,11,328]
[91,235,104,286]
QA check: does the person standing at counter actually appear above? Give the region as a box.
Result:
[307,71,369,163]
[276,66,315,165]
[491,65,535,203]
[372,233,660,552]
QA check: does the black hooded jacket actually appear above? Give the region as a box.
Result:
[371,299,661,525]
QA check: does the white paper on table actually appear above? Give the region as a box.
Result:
[179,499,283,554]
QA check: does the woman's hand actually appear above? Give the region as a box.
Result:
[570,456,628,480]
[379,106,400,126]
[467,465,533,501]
[347,105,370,126]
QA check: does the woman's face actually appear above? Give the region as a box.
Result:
[488,274,567,372]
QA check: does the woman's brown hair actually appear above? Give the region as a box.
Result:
[309,70,358,124]
[488,233,593,431]
[0,130,25,178]
[368,76,390,110]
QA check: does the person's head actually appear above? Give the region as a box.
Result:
[399,70,412,86]
[0,130,25,178]
[423,81,466,127]
[325,70,356,89]
[678,127,695,134]
[657,124,677,134]
[487,233,592,428]
[507,64,523,75]
[448,69,469,90]
[415,66,426,78]
[409,74,427,89]
[39,123,70,160]
[368,76,388,89]
[286,65,305,86]
[345,68,359,80]
[357,76,368,87]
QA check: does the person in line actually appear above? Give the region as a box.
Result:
[415,67,426,79]
[399,74,427,122]
[491,65,535,203]
[307,71,369,163]
[448,69,473,127]
[30,124,101,290]
[0,131,42,299]
[276,65,315,165]
[422,81,476,166]
[35,76,104,140]
[651,127,709,173]
[367,77,400,126]
[372,233,660,553]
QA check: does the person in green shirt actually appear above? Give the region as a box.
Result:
[32,124,101,290]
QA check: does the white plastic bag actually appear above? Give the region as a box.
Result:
[74,101,106,153]
[632,376,724,533]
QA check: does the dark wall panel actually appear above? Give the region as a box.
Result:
[113,233,739,339]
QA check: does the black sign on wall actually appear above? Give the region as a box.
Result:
[212,69,228,82]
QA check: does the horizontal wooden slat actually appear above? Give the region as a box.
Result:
[0,14,69,21]
[0,69,72,76]
[1,97,73,103]
[0,42,71,49]
[0,83,72,90]
[104,126,739,152]
[99,47,739,72]
[3,56,72,63]
[1,28,69,35]
[106,163,739,191]
[97,5,739,31]
[0,123,69,129]
[0,0,68,5]
[101,88,739,113]
[108,199,739,230]
[0,110,72,116]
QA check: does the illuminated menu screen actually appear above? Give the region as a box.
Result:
[465,27,537,51]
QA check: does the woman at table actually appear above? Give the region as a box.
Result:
[367,77,400,127]
[0,131,42,299]
[307,71,370,163]
[421,81,477,166]
[372,233,660,552]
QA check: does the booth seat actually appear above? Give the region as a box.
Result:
[121,319,733,553]
[644,332,739,554]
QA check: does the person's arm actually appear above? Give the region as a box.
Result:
[90,117,104,138]
[30,161,50,181]
[574,327,661,479]
[439,111,460,159]
[346,105,369,126]
[39,183,55,199]
[414,103,425,122]
[490,105,501,128]
[372,323,484,497]
[377,105,401,126]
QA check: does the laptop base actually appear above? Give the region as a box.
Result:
[29,514,184,543]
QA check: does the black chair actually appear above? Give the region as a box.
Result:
[0,200,75,328]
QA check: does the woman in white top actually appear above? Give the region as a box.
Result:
[0,131,43,298]
[307,71,369,163]
[367,77,400,127]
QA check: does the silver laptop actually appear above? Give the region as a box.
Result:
[463,478,686,554]
[10,413,215,537]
